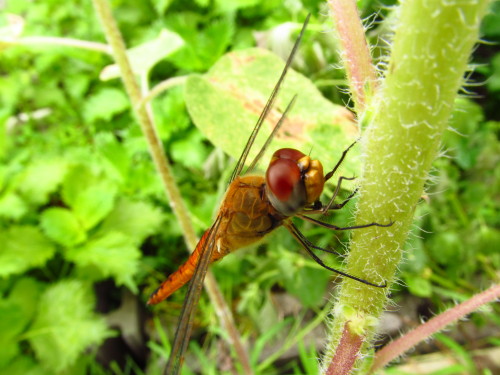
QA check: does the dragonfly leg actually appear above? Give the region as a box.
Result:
[295,229,344,256]
[322,176,356,213]
[304,176,356,215]
[285,222,387,288]
[298,213,393,231]
[324,139,358,182]
[327,188,358,210]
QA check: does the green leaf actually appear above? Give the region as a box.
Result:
[70,182,117,231]
[95,133,131,182]
[0,165,6,191]
[66,232,140,292]
[27,280,113,373]
[61,165,118,230]
[167,14,234,71]
[0,278,42,368]
[185,48,360,182]
[0,355,48,375]
[170,129,210,167]
[153,86,190,140]
[279,257,331,308]
[481,2,500,39]
[61,164,96,208]
[0,226,55,278]
[17,159,67,205]
[0,193,28,220]
[40,207,87,247]
[8,278,43,329]
[405,275,432,298]
[298,341,319,375]
[487,53,500,92]
[153,0,175,14]
[0,300,24,369]
[429,232,463,265]
[445,98,484,168]
[215,0,261,12]
[83,88,129,123]
[0,110,7,159]
[98,198,165,245]
[477,225,500,255]
[0,304,25,367]
[101,29,184,78]
[64,73,91,102]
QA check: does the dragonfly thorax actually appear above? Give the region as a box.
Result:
[265,148,325,216]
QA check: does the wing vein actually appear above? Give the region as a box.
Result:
[165,216,223,375]
[229,14,311,183]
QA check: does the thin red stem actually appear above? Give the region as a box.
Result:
[371,284,500,372]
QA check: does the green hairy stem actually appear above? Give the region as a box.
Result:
[322,0,491,373]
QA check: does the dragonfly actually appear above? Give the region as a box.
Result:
[148,14,390,375]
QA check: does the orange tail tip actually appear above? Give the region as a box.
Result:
[147,286,167,306]
[147,229,213,305]
[147,258,196,305]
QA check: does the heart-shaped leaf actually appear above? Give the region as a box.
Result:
[185,48,360,179]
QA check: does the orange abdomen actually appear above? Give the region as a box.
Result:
[147,229,219,305]
[147,175,283,305]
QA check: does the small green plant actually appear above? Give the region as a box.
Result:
[0,0,498,374]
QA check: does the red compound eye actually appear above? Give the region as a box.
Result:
[265,148,308,216]
[271,148,305,163]
[266,158,301,202]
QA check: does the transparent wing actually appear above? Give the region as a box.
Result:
[165,14,311,375]
[246,94,297,174]
[164,216,222,375]
[229,14,311,183]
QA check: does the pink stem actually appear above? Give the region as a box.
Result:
[371,284,500,372]
[328,0,377,113]
[326,323,363,375]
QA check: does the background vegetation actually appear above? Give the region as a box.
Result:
[0,0,499,374]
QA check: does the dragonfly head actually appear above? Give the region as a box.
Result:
[265,148,325,216]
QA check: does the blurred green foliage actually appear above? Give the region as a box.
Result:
[0,0,499,374]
